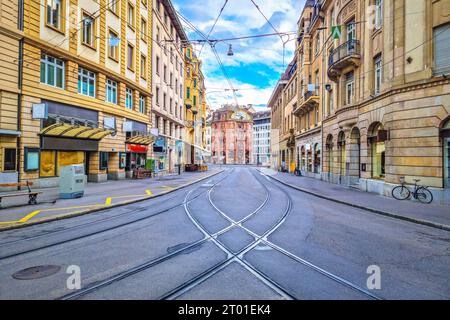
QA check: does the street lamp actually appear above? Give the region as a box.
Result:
[227,44,234,56]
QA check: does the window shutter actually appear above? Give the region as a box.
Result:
[434,24,450,75]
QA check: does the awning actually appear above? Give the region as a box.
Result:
[40,123,113,140]
[126,135,155,145]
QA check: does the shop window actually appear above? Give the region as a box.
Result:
[58,151,85,176]
[3,148,16,171]
[40,151,56,177]
[24,148,40,171]
[100,152,108,170]
[119,152,126,169]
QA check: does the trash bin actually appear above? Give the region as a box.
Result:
[59,164,85,199]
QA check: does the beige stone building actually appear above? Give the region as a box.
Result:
[270,0,450,204]
[294,1,324,179]
[152,0,187,173]
[269,78,287,171]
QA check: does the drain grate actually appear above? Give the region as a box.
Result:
[12,265,61,280]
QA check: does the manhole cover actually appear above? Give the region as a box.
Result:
[12,265,61,280]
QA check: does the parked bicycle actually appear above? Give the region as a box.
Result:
[391,177,433,204]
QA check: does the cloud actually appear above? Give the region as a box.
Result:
[173,0,305,108]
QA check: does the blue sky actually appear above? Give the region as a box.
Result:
[172,0,305,110]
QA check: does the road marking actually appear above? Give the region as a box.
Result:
[19,210,42,223]
[105,198,112,206]
[146,189,153,196]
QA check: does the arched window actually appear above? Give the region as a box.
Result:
[368,122,386,179]
[441,118,450,188]
[314,143,321,174]
[338,131,346,176]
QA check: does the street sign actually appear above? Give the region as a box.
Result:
[331,25,342,40]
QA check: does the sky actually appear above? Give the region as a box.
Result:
[172,0,305,110]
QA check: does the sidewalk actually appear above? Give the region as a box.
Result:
[259,169,450,231]
[0,169,223,230]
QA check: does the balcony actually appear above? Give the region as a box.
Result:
[328,40,361,82]
[293,91,319,117]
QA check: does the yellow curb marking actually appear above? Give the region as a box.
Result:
[146,189,153,196]
[105,198,112,206]
[19,210,42,223]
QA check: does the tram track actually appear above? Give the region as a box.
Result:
[0,170,231,261]
[202,168,382,300]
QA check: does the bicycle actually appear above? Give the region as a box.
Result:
[391,177,433,204]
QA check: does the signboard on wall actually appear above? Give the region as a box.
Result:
[32,103,48,120]
[126,144,148,153]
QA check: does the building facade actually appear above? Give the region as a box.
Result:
[269,0,450,204]
[269,78,288,171]
[183,43,208,165]
[0,0,23,185]
[294,1,323,179]
[211,105,253,165]
[152,0,187,174]
[252,111,271,166]
[2,0,156,188]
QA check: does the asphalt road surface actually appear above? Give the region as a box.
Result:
[0,166,449,300]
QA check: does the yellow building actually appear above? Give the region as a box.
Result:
[2,0,154,188]
[184,44,207,165]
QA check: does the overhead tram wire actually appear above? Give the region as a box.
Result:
[176,9,239,106]
[249,0,287,68]
[198,0,229,57]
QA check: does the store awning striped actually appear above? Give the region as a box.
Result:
[126,135,155,145]
[39,123,113,140]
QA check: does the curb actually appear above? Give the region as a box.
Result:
[258,170,450,232]
[0,170,225,232]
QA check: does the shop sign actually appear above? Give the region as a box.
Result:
[127,144,148,153]
[32,103,48,120]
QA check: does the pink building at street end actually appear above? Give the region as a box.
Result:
[211,105,254,165]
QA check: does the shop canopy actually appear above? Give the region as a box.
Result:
[126,135,155,145]
[40,123,113,140]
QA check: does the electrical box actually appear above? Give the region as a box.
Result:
[59,165,85,199]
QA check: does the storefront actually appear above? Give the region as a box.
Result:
[123,120,154,178]
[36,101,113,186]
[153,136,167,174]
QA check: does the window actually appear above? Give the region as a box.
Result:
[24,148,39,171]
[193,96,197,106]
[82,12,95,47]
[433,23,450,76]
[347,19,356,41]
[106,79,118,104]
[3,148,16,171]
[175,79,178,94]
[163,93,167,110]
[163,65,167,82]
[170,72,173,86]
[180,84,183,98]
[140,54,147,79]
[108,29,119,61]
[140,18,147,42]
[345,71,354,105]
[375,0,383,29]
[127,43,134,70]
[156,56,160,74]
[315,33,320,56]
[139,95,146,114]
[141,0,147,8]
[127,2,135,28]
[109,0,120,15]
[46,0,63,31]
[193,78,197,88]
[78,67,96,97]
[40,54,64,88]
[169,98,173,114]
[374,55,382,95]
[187,87,190,99]
[100,152,108,170]
[156,26,160,43]
[125,87,133,109]
[156,87,160,105]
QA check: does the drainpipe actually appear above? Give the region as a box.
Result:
[16,0,24,185]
